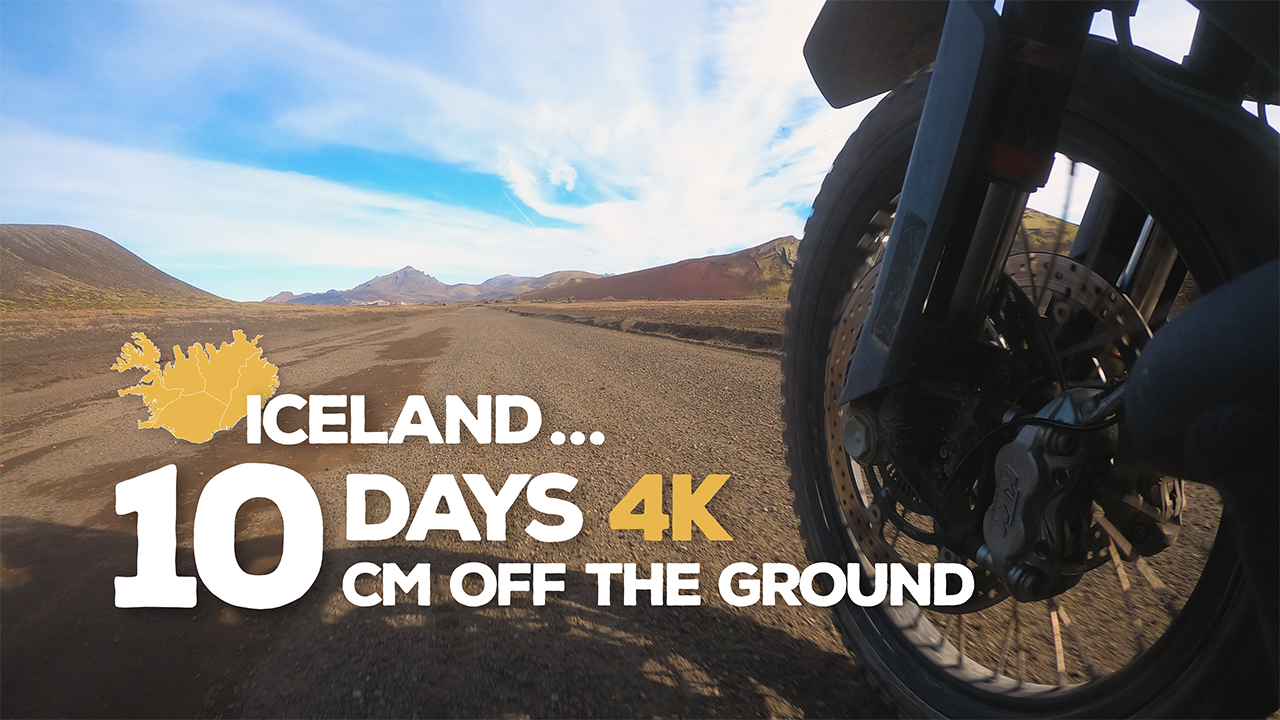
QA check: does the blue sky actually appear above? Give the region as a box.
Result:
[0,0,1206,301]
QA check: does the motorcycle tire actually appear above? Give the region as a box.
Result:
[783,38,1278,718]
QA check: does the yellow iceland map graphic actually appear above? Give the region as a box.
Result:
[112,330,279,443]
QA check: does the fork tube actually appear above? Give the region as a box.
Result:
[943,184,1029,334]
[1069,175,1150,284]
[1118,220,1180,321]
[936,0,1097,335]
[934,0,1097,335]
[1117,216,1156,293]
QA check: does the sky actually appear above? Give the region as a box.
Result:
[0,0,1213,301]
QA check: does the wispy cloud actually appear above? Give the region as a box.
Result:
[0,122,585,281]
[2,0,874,300]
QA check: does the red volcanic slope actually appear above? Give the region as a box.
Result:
[520,236,798,301]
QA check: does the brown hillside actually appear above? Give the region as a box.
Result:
[516,210,1072,303]
[521,236,799,302]
[1,224,227,310]
[1019,208,1079,250]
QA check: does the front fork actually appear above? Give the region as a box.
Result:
[837,1,1105,585]
[841,0,1265,598]
[840,0,1096,405]
[842,0,1258,405]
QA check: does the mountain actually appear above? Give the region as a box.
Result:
[266,267,600,305]
[1,224,226,310]
[345,266,454,304]
[518,236,800,302]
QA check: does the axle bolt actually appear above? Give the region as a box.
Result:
[843,415,874,463]
[1007,563,1047,598]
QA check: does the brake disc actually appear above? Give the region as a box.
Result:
[823,252,1158,610]
[1007,253,1184,560]
[1004,252,1150,384]
[824,261,1009,612]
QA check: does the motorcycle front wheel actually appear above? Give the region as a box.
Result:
[783,40,1278,717]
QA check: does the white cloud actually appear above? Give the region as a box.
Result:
[2,0,866,301]
[0,123,583,292]
[544,155,577,192]
[11,0,1209,302]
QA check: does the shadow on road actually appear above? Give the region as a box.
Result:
[1,517,879,718]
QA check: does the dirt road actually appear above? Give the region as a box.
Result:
[1,305,882,718]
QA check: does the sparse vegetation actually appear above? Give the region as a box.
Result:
[1,225,229,312]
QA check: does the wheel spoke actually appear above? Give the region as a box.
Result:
[1097,512,1135,560]
[938,614,957,651]
[1109,540,1147,655]
[1054,319,1148,361]
[1100,506,1182,621]
[994,602,1017,678]
[1018,225,1042,308]
[1017,646,1027,687]
[1049,598,1100,680]
[1135,556,1182,621]
[1050,604,1067,686]
[1015,600,1026,685]
[1054,160,1078,256]
[1037,160,1079,321]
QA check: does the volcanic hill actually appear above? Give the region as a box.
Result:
[520,236,800,302]
[1,224,227,310]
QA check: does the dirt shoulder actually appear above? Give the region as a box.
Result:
[500,299,787,356]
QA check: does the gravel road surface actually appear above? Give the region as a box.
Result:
[1,305,883,718]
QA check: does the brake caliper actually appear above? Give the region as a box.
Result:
[979,388,1117,601]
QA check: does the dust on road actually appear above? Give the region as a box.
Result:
[1,305,881,718]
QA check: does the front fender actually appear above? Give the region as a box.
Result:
[804,0,947,109]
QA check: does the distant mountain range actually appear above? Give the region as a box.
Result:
[0,224,802,311]
[265,268,600,306]
[269,236,801,306]
[3,212,1077,312]
[0,224,227,310]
